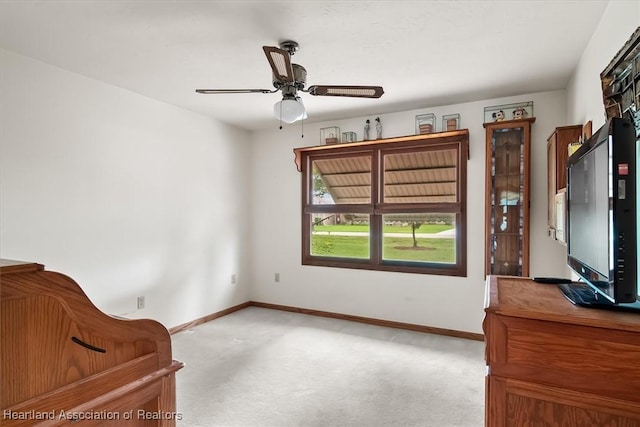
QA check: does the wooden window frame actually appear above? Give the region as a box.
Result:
[294,130,468,276]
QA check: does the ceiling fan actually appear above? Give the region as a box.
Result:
[195,40,384,124]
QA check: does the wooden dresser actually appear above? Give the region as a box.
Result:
[0,259,184,426]
[483,275,640,426]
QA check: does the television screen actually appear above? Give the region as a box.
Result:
[567,138,611,293]
[566,117,637,306]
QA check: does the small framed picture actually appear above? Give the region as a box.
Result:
[442,114,460,131]
[415,113,436,134]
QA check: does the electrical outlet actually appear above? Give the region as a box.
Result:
[275,272,280,282]
[137,296,145,309]
[231,274,237,284]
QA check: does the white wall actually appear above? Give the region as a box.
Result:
[249,90,569,334]
[565,2,638,279]
[0,49,252,329]
[567,2,639,128]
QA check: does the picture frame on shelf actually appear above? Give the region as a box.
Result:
[415,113,436,134]
[484,101,533,123]
[320,126,340,145]
[442,114,461,131]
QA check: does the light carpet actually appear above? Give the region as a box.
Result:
[172,306,485,427]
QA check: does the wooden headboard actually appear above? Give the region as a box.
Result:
[1,259,184,426]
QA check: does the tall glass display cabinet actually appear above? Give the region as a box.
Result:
[484,118,535,277]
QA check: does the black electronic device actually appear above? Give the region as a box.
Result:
[565,117,640,312]
[533,277,574,284]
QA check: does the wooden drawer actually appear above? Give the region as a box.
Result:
[487,376,640,426]
[485,314,640,403]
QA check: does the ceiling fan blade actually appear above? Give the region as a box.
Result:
[195,89,275,94]
[263,46,294,83]
[307,85,384,98]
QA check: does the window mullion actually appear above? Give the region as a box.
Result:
[371,149,381,263]
[370,214,382,263]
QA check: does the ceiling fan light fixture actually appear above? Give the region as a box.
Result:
[274,97,306,123]
[295,96,308,120]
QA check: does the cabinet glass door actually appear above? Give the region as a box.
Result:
[484,118,533,277]
[489,127,524,276]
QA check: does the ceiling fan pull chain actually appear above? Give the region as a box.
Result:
[301,117,304,138]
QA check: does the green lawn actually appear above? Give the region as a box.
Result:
[311,234,455,262]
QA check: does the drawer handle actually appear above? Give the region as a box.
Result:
[71,336,106,353]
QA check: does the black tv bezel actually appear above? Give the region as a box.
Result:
[566,117,637,304]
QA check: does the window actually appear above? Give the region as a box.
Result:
[294,131,468,276]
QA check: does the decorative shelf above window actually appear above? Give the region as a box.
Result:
[293,129,470,172]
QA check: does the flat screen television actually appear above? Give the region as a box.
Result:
[562,117,640,312]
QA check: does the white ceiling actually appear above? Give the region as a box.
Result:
[0,1,609,131]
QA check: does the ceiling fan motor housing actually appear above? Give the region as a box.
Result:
[273,64,307,90]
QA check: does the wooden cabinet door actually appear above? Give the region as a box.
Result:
[546,125,582,237]
[553,125,582,190]
[486,376,640,427]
